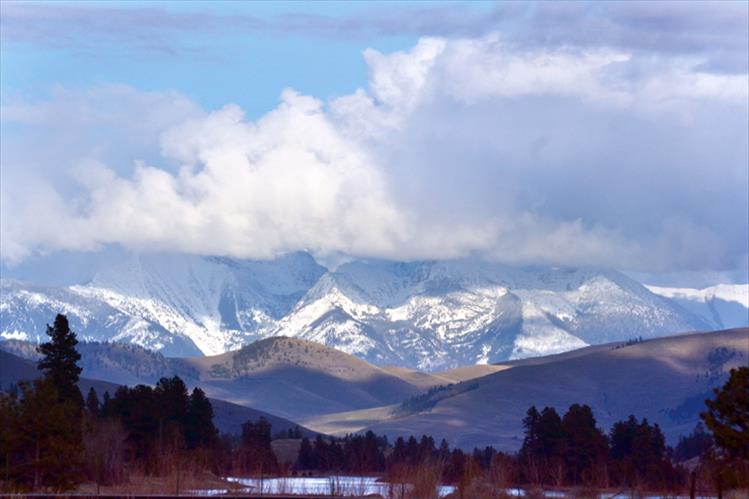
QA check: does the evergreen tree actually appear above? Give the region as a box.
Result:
[537,406,564,460]
[110,384,160,465]
[100,391,112,418]
[701,366,749,461]
[437,438,451,461]
[13,379,83,490]
[609,415,676,489]
[389,437,407,467]
[520,406,541,458]
[296,437,316,470]
[154,376,189,426]
[444,448,467,483]
[185,387,217,450]
[560,404,608,485]
[37,314,83,409]
[672,422,713,462]
[85,387,100,418]
[520,406,564,484]
[0,389,20,488]
[240,418,278,474]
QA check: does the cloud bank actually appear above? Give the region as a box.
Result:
[3,2,747,73]
[1,33,747,271]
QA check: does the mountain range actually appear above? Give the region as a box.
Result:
[2,252,746,370]
[3,327,745,451]
[0,348,314,437]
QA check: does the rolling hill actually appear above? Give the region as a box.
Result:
[0,349,314,437]
[359,327,748,450]
[0,336,428,421]
[178,336,425,419]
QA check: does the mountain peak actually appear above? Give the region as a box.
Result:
[2,254,736,369]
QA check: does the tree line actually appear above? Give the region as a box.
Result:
[1,313,747,496]
[290,374,747,495]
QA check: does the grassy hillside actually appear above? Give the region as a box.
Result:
[363,327,748,450]
[1,336,429,421]
[178,336,424,419]
[0,349,314,437]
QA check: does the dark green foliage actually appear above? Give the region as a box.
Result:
[398,382,479,415]
[1,316,87,491]
[700,366,749,489]
[154,376,189,450]
[185,387,217,450]
[100,391,112,418]
[520,405,541,457]
[609,415,680,489]
[613,336,644,349]
[0,378,84,491]
[310,434,344,471]
[85,387,100,417]
[444,448,467,483]
[273,426,303,439]
[701,366,749,460]
[296,437,316,470]
[518,405,677,489]
[560,404,608,485]
[519,406,565,484]
[239,417,278,474]
[37,314,83,409]
[672,423,713,462]
[105,375,219,470]
[110,384,160,464]
[294,432,388,473]
[343,431,387,472]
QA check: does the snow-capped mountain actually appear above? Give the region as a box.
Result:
[269,260,711,369]
[0,279,202,356]
[646,284,749,330]
[70,252,326,355]
[0,253,713,368]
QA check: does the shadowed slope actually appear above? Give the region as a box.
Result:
[365,328,749,450]
[179,336,423,419]
[0,349,315,436]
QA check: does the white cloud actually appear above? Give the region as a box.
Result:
[1,35,747,271]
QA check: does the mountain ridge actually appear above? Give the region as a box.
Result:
[358,327,749,450]
[0,348,316,437]
[1,252,738,369]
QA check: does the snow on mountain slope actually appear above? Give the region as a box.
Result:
[0,279,202,356]
[646,284,749,329]
[72,252,326,355]
[1,254,711,368]
[271,260,710,369]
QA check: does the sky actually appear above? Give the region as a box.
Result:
[1,1,748,284]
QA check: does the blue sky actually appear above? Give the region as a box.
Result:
[2,1,485,116]
[1,1,747,283]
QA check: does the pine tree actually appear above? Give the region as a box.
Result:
[154,376,189,425]
[0,389,20,487]
[561,404,607,485]
[701,366,749,461]
[86,387,100,418]
[520,406,541,458]
[296,437,316,470]
[37,314,83,409]
[100,391,112,417]
[17,378,84,490]
[185,387,217,450]
[240,418,278,474]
